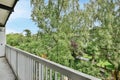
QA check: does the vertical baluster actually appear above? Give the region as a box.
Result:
[8,47,10,63]
[55,72,58,80]
[6,47,9,62]
[19,53,25,80]
[21,53,24,80]
[11,49,13,70]
[6,47,8,61]
[35,61,37,80]
[9,48,11,65]
[5,47,8,59]
[39,63,42,80]
[39,64,44,80]
[14,51,16,75]
[7,47,8,61]
[9,48,11,63]
[31,59,34,80]
[21,54,24,80]
[9,48,11,64]
[24,55,26,80]
[25,56,29,80]
[29,57,32,80]
[50,69,52,80]
[45,67,48,80]
[28,57,30,80]
[36,61,39,80]
[17,53,20,80]
[42,65,44,80]
[18,53,21,80]
[33,60,36,80]
[7,47,9,62]
[8,48,10,62]
[24,56,25,80]
[29,57,31,80]
[16,51,18,79]
[11,50,16,75]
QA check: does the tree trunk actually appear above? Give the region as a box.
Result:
[114,70,119,80]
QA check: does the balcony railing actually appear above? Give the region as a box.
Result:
[5,45,100,80]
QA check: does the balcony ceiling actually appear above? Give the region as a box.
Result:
[0,0,18,27]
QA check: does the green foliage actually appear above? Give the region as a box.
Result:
[24,29,31,37]
[7,0,120,79]
[7,33,24,46]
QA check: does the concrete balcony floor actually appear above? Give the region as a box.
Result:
[0,57,15,80]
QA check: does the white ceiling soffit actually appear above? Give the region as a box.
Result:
[0,0,18,27]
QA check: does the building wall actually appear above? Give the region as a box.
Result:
[0,27,5,57]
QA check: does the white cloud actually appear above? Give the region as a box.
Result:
[9,0,32,20]
[9,9,30,20]
[6,0,37,34]
[6,28,18,34]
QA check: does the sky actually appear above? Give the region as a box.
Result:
[6,0,89,34]
[6,0,38,34]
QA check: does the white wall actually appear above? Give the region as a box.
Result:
[0,27,5,57]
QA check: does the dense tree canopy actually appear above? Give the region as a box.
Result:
[7,0,120,79]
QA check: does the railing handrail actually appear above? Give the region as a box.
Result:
[6,45,100,80]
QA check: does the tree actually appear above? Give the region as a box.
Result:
[85,0,120,79]
[7,0,120,79]
[23,29,31,37]
[30,0,82,66]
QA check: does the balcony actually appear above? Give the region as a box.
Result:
[0,0,100,80]
[0,45,100,80]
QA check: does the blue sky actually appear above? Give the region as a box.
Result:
[6,0,38,34]
[6,0,89,34]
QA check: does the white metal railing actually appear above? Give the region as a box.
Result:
[5,45,100,80]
